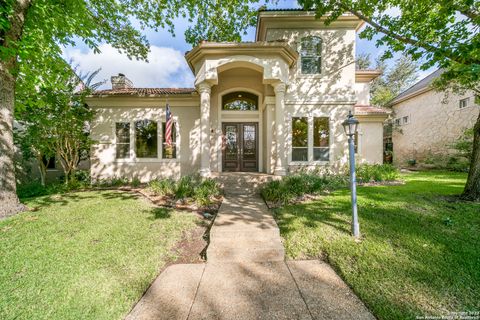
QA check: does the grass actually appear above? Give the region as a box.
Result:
[274,171,480,319]
[0,191,199,320]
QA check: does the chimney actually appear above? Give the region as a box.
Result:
[111,73,133,90]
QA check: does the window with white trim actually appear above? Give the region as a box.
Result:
[402,115,410,125]
[459,97,469,109]
[115,122,130,159]
[135,120,158,158]
[292,117,308,161]
[162,122,177,159]
[313,117,330,161]
[300,36,322,74]
[291,116,331,162]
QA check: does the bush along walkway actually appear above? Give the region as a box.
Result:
[126,178,374,320]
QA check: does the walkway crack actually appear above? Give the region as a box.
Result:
[285,261,315,320]
[185,263,206,320]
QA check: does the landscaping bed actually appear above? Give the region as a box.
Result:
[273,171,480,319]
[261,164,400,208]
[0,190,208,320]
[142,175,223,215]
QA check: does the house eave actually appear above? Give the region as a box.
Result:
[387,86,433,107]
[256,10,364,41]
[185,41,299,73]
[355,70,382,82]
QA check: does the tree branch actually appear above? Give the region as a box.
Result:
[343,5,478,65]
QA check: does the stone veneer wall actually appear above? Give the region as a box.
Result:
[392,89,478,166]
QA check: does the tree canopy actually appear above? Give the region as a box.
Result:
[299,0,479,94]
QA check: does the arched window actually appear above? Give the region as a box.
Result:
[222,91,258,111]
[300,36,322,74]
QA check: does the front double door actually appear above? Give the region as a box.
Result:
[222,123,258,172]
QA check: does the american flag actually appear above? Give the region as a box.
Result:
[165,104,173,147]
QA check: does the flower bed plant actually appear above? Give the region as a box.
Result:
[355,163,400,183]
[261,173,349,208]
[261,164,400,208]
[146,175,222,213]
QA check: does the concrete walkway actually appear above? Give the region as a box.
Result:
[126,193,374,320]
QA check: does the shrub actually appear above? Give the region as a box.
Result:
[261,173,349,206]
[147,176,221,207]
[261,180,293,205]
[131,177,141,187]
[148,178,176,197]
[16,181,79,199]
[446,156,470,172]
[175,175,197,199]
[110,176,129,187]
[356,164,399,183]
[193,178,221,207]
[73,170,91,184]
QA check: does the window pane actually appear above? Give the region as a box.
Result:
[292,117,308,162]
[222,91,258,110]
[301,58,320,74]
[42,155,56,169]
[313,117,329,161]
[301,36,322,74]
[116,122,130,143]
[135,120,157,158]
[313,148,329,161]
[314,117,329,147]
[116,122,130,159]
[162,122,177,159]
[292,117,308,148]
[292,148,308,162]
[116,144,130,159]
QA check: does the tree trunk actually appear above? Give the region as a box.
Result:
[461,112,480,201]
[0,0,32,217]
[0,64,26,217]
[36,154,47,187]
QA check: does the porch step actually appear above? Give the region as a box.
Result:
[213,172,278,196]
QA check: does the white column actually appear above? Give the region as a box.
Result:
[197,82,212,177]
[273,82,287,176]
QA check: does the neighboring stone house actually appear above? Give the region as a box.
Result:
[85,9,388,182]
[389,69,479,166]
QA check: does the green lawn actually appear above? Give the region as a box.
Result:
[275,171,480,319]
[0,191,199,320]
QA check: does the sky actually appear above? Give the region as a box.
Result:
[63,1,433,90]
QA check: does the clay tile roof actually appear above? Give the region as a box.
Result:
[90,88,197,96]
[354,105,390,115]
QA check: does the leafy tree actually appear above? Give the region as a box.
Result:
[356,52,373,70]
[0,0,261,216]
[15,64,102,185]
[372,56,418,107]
[300,0,480,200]
[14,106,57,187]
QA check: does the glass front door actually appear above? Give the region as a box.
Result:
[222,123,258,172]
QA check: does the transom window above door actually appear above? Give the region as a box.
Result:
[222,91,258,111]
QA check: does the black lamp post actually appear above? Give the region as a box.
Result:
[342,111,360,238]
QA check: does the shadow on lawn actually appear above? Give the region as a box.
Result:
[275,174,480,317]
[26,190,138,211]
[149,207,172,220]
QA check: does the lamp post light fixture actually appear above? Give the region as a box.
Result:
[342,111,360,239]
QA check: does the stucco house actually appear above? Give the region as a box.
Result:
[389,69,479,166]
[86,10,388,182]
